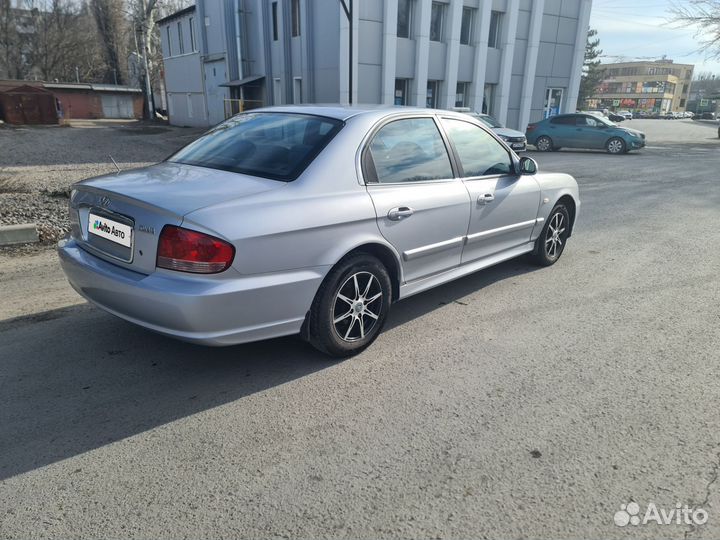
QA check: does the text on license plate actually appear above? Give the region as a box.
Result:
[88,213,132,248]
[512,143,525,149]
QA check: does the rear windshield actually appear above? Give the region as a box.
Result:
[168,112,343,181]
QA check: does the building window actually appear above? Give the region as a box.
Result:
[272,2,279,41]
[430,2,444,42]
[293,77,303,104]
[426,80,439,108]
[682,83,688,94]
[455,82,468,108]
[273,78,282,104]
[291,0,301,37]
[680,98,686,108]
[483,83,496,115]
[397,0,413,39]
[166,26,172,56]
[177,21,184,54]
[488,11,502,49]
[189,17,196,52]
[394,78,408,105]
[460,7,474,45]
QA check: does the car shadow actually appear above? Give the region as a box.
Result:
[0,258,539,481]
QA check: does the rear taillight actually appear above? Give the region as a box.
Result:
[157,225,235,274]
[526,124,537,133]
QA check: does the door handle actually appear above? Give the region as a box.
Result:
[478,193,495,204]
[387,206,414,221]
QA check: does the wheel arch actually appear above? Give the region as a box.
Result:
[340,242,403,302]
[556,194,577,236]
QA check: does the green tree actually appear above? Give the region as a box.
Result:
[578,28,605,107]
[671,1,720,56]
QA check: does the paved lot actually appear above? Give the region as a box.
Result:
[0,119,719,539]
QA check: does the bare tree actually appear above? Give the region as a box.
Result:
[670,0,720,57]
[91,0,129,84]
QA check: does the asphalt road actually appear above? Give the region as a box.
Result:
[1,119,719,539]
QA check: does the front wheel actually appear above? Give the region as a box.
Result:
[606,137,626,154]
[307,254,392,358]
[530,204,571,266]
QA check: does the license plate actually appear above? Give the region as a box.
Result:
[88,212,132,248]
[512,143,525,149]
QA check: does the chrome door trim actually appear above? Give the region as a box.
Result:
[403,236,465,261]
[465,219,540,244]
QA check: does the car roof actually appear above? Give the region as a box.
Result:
[241,104,476,122]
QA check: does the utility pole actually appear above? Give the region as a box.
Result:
[339,0,353,105]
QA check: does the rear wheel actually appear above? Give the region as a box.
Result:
[530,204,571,266]
[307,254,392,358]
[536,136,554,152]
[606,137,626,154]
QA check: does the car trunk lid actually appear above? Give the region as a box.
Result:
[69,162,284,274]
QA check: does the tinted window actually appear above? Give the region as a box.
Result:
[550,115,576,125]
[368,118,453,184]
[169,113,343,181]
[460,7,474,45]
[442,118,513,177]
[397,0,413,38]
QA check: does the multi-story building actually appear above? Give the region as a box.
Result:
[589,59,694,114]
[158,0,592,129]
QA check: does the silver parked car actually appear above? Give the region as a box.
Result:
[59,106,580,357]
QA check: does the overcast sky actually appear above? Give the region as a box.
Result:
[590,0,720,76]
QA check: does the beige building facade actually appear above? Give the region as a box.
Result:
[589,59,693,113]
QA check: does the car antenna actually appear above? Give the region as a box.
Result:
[109,155,121,173]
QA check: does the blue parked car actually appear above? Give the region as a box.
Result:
[526,113,646,154]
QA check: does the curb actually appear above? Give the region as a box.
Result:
[0,223,39,246]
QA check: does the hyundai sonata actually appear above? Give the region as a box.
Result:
[59,106,580,357]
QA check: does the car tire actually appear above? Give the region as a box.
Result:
[307,253,392,358]
[530,204,571,267]
[606,137,626,154]
[536,136,554,152]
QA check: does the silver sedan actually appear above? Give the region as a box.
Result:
[58,106,580,357]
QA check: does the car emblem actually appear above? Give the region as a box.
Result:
[99,196,111,208]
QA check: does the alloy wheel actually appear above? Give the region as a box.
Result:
[545,211,566,260]
[332,271,383,342]
[607,139,625,154]
[537,136,552,152]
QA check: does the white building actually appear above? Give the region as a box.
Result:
[158,0,592,129]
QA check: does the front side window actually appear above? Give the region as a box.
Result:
[550,115,576,125]
[367,118,453,184]
[430,2,444,42]
[169,113,343,181]
[442,118,513,177]
[488,11,502,48]
[460,7,474,45]
[397,0,413,38]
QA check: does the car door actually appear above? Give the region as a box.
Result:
[439,117,541,264]
[364,116,472,283]
[575,115,609,149]
[546,115,577,147]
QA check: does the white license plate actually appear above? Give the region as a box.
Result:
[512,143,525,149]
[88,213,132,248]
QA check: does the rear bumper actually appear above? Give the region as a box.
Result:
[58,238,329,346]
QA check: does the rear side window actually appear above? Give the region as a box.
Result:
[442,118,513,177]
[168,113,343,181]
[577,116,600,127]
[366,118,453,183]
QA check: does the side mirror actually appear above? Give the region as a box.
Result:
[519,156,538,175]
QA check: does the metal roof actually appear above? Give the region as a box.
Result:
[156,5,196,25]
